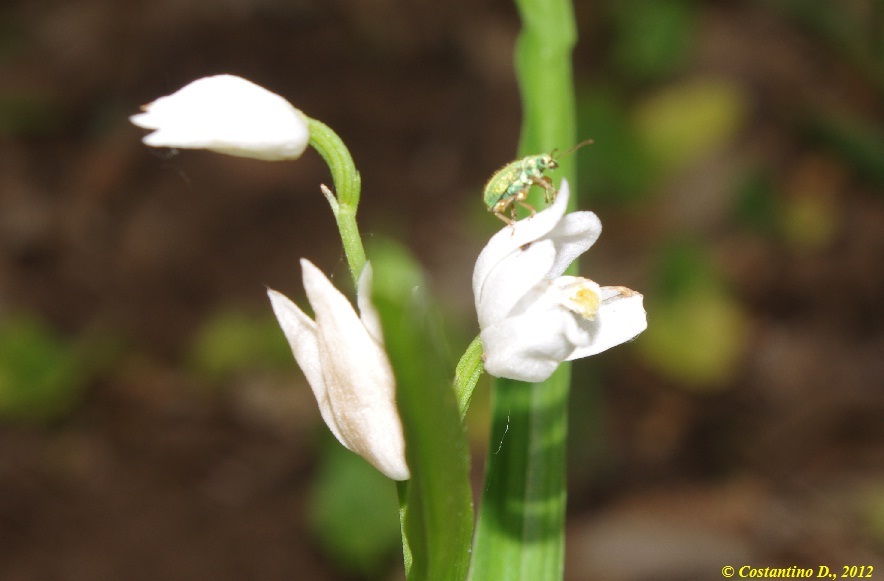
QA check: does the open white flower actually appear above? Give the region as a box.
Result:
[130,74,309,161]
[268,259,409,481]
[473,179,647,383]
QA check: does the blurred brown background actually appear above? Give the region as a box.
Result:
[1,0,882,579]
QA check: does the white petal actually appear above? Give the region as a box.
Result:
[480,305,579,383]
[566,286,647,360]
[356,263,384,347]
[266,288,345,445]
[473,180,571,302]
[300,260,410,481]
[476,239,556,328]
[130,75,309,161]
[545,210,602,279]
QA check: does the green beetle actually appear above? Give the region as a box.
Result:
[483,140,593,225]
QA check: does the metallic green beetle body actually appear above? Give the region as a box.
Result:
[483,153,559,225]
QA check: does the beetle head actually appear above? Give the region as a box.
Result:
[540,153,557,170]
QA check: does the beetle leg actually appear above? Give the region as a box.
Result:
[517,200,537,216]
[536,176,557,204]
[496,208,518,235]
[494,210,515,226]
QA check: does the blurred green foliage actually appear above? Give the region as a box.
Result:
[566,366,611,491]
[732,169,781,234]
[189,308,296,380]
[578,78,749,207]
[806,116,884,189]
[781,188,840,250]
[864,485,884,549]
[0,91,62,136]
[0,316,89,422]
[638,241,749,390]
[609,0,697,82]
[309,440,402,579]
[575,7,756,393]
[757,0,884,89]
[633,78,749,171]
[578,88,655,205]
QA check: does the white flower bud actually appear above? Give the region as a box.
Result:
[268,260,409,481]
[131,75,309,161]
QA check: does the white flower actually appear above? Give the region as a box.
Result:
[473,179,647,383]
[267,259,409,481]
[130,74,309,161]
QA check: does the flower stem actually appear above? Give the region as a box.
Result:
[454,334,484,419]
[470,0,578,578]
[307,118,366,287]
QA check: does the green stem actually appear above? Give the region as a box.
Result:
[307,118,366,287]
[470,0,578,578]
[471,370,570,579]
[454,335,484,419]
[308,121,475,578]
[514,0,579,212]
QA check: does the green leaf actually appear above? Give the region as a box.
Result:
[469,371,570,580]
[368,239,473,581]
[471,0,577,578]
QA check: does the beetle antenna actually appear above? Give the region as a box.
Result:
[554,139,594,159]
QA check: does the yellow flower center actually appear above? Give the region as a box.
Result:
[558,277,601,320]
